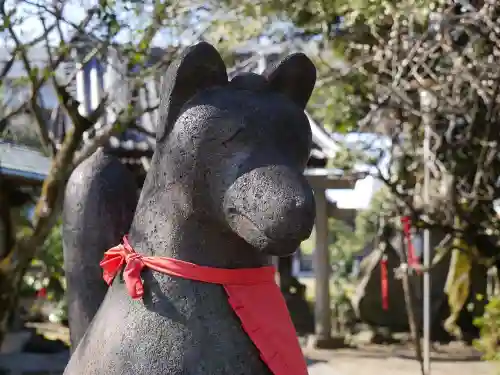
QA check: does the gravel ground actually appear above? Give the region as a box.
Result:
[304,342,496,375]
[1,323,496,375]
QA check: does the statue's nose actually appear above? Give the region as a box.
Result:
[230,165,315,242]
[262,174,315,242]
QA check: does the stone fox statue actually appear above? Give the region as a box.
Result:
[63,149,138,350]
[63,41,317,375]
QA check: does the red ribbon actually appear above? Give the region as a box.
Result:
[100,236,276,299]
[380,255,389,311]
[99,236,309,375]
[401,216,420,272]
[36,287,47,299]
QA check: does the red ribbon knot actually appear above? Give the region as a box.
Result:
[125,252,142,263]
[100,238,146,299]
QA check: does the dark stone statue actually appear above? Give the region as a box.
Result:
[62,149,138,349]
[63,41,316,375]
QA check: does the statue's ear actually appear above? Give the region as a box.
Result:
[157,42,228,142]
[264,53,316,110]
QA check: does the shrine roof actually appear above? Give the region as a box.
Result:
[0,142,50,182]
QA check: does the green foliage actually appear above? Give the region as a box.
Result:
[302,186,391,269]
[355,186,393,240]
[329,218,361,268]
[310,69,370,133]
[20,220,66,322]
[326,186,395,331]
[474,294,500,364]
[210,0,500,343]
[208,0,442,132]
[328,217,358,330]
[328,186,393,278]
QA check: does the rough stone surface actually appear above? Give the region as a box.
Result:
[62,150,138,349]
[63,41,317,375]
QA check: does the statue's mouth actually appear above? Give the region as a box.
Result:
[226,208,299,256]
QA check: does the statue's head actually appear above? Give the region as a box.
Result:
[146,42,317,256]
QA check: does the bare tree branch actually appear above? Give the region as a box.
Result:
[346,2,500,268]
[73,102,159,167]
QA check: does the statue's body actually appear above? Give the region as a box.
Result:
[63,150,138,350]
[63,42,316,375]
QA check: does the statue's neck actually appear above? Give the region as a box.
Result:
[127,194,270,269]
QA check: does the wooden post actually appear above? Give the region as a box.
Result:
[313,187,331,341]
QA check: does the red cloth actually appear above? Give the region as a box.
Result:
[401,216,420,270]
[37,287,47,299]
[380,255,389,310]
[100,236,308,375]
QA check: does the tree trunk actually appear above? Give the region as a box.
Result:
[0,189,14,260]
[0,240,34,344]
[0,182,64,345]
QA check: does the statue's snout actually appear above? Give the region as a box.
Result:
[224,165,315,256]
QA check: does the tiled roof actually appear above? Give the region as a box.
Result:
[0,142,50,181]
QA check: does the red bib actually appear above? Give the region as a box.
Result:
[100,236,308,375]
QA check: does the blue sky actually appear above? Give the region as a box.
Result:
[327,175,384,209]
[324,131,389,209]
